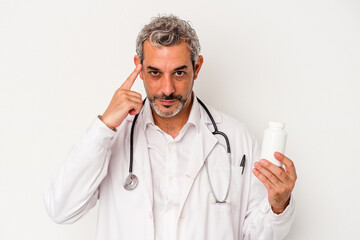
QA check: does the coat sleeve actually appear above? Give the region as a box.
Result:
[242,138,296,240]
[43,117,116,224]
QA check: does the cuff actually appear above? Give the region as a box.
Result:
[84,116,117,148]
[259,195,296,221]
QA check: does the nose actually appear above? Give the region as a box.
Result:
[161,74,175,96]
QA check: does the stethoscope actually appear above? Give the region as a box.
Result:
[123,97,232,204]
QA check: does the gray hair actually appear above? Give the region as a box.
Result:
[136,14,201,67]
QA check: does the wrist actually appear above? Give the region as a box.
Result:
[98,115,117,131]
[271,198,290,214]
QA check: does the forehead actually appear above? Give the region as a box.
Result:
[142,40,192,68]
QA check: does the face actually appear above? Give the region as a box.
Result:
[135,40,203,118]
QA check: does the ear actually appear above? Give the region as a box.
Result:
[193,55,204,80]
[134,55,144,80]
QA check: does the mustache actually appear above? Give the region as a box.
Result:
[153,94,182,101]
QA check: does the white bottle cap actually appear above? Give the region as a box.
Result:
[269,121,286,129]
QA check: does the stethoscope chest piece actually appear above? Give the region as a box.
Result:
[123,173,138,191]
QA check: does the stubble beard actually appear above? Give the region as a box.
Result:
[149,91,192,118]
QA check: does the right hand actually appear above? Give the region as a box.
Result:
[100,64,143,130]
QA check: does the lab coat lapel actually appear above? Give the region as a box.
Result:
[178,121,218,218]
[132,116,154,210]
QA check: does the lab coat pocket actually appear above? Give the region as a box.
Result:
[206,166,244,213]
[206,145,245,213]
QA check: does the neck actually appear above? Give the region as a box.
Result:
[152,93,194,138]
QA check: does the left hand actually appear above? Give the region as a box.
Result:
[253,152,297,214]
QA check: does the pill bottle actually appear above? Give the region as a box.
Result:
[260,121,287,167]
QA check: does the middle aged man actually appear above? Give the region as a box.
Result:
[44,15,297,240]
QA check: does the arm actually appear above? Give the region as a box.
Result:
[44,64,143,224]
[242,141,296,239]
[253,152,297,214]
[43,118,116,224]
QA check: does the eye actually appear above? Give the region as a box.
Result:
[149,71,159,76]
[175,71,185,77]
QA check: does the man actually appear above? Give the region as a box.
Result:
[44,15,296,240]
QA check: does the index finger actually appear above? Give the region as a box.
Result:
[120,64,142,90]
[274,152,297,179]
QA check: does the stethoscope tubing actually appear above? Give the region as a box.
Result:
[196,98,231,154]
[128,99,147,174]
[124,97,232,203]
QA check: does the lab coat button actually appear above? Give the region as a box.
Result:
[166,204,173,211]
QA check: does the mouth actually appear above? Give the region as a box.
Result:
[158,99,176,107]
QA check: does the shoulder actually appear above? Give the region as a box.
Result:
[200,103,257,144]
[200,103,249,132]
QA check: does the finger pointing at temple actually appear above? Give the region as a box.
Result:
[100,64,143,130]
[120,64,142,90]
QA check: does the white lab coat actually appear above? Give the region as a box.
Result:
[44,98,295,240]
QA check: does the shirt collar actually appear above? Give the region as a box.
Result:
[142,92,201,134]
[142,98,155,131]
[185,92,201,132]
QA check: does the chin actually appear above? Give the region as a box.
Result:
[153,103,183,118]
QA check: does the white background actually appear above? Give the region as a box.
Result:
[1,0,359,239]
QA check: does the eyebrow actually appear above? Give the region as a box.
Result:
[147,66,160,71]
[146,65,188,71]
[174,65,188,71]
